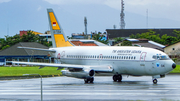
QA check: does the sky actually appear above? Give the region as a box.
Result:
[0,0,180,38]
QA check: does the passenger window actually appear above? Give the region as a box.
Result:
[126,56,128,59]
[131,56,133,59]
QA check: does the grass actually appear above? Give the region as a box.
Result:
[170,65,180,73]
[0,65,179,77]
[0,66,62,77]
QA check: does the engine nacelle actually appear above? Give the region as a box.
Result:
[61,69,95,79]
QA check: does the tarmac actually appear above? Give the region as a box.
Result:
[0,74,180,101]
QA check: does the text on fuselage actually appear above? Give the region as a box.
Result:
[112,50,142,54]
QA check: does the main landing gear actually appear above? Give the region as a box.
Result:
[113,74,122,82]
[84,77,94,83]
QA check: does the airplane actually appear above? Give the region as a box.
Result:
[11,8,176,84]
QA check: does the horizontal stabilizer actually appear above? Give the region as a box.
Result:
[18,46,56,53]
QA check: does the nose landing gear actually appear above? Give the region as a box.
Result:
[153,79,158,84]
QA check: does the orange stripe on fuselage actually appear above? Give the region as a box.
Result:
[54,34,73,47]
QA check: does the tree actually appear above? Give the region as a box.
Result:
[0,30,52,50]
[173,30,180,39]
[130,30,179,46]
[38,36,52,47]
[0,34,21,50]
[21,31,39,42]
[1,45,10,50]
[121,40,132,46]
[92,34,108,44]
[114,37,124,44]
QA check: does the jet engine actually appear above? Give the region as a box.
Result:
[61,68,95,83]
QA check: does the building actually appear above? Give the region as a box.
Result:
[20,30,43,36]
[164,42,180,57]
[106,28,180,39]
[115,39,165,51]
[20,30,52,42]
[70,39,107,46]
[0,42,50,65]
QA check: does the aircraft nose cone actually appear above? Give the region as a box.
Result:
[172,63,176,69]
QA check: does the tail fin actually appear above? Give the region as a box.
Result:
[47,8,73,48]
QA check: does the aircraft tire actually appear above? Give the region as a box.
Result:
[113,75,118,82]
[90,77,94,83]
[117,74,122,82]
[84,79,89,83]
[153,79,158,84]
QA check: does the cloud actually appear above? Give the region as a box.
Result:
[37,5,42,11]
[125,0,180,19]
[0,0,11,3]
[43,0,180,21]
[43,0,105,5]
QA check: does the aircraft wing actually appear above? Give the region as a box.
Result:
[10,61,113,73]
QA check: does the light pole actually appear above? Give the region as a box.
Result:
[23,74,43,101]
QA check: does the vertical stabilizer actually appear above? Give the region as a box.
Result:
[47,8,73,48]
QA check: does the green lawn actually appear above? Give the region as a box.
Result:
[0,66,62,77]
[0,65,179,77]
[170,65,180,73]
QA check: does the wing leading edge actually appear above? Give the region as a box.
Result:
[10,61,113,73]
[17,47,56,53]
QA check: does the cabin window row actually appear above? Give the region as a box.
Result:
[66,55,136,60]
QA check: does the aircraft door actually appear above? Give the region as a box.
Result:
[139,52,147,72]
[140,52,147,63]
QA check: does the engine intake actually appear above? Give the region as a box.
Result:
[89,69,95,76]
[61,69,95,79]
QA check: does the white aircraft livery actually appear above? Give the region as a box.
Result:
[11,8,176,84]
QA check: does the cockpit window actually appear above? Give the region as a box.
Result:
[152,55,170,60]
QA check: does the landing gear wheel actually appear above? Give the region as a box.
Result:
[84,79,89,83]
[84,77,94,83]
[113,74,122,82]
[117,74,122,82]
[90,77,94,83]
[113,75,118,82]
[153,79,158,84]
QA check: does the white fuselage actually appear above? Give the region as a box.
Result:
[50,46,174,76]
